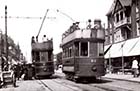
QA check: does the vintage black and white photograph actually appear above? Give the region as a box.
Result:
[0,0,140,91]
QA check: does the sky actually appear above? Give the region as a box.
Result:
[0,0,113,62]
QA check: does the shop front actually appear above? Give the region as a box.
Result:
[104,37,140,74]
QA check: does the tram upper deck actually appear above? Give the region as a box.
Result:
[61,19,105,46]
[31,40,53,51]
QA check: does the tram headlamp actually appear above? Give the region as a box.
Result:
[92,66,97,71]
[43,68,47,71]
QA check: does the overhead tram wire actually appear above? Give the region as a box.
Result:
[0,16,56,20]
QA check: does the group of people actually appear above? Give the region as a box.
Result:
[31,35,48,44]
[62,22,80,39]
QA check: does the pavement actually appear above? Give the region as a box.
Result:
[103,73,140,83]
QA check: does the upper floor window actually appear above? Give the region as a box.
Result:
[116,13,119,22]
[120,11,123,20]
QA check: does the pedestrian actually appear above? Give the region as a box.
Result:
[36,36,38,42]
[31,36,35,44]
[42,35,47,42]
[132,57,139,77]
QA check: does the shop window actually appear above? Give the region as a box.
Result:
[98,43,104,56]
[80,42,88,56]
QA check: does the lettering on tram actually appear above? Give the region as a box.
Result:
[61,19,105,82]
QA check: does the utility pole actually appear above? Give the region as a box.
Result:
[0,30,2,72]
[5,5,8,66]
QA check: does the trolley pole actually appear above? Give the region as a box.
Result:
[5,5,8,65]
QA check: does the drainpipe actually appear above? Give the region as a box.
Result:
[131,0,137,38]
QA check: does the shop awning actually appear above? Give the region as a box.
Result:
[105,41,125,58]
[123,37,140,56]
[2,56,6,61]
[126,37,140,56]
[104,44,112,55]
[105,37,140,59]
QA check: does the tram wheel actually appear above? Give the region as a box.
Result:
[74,78,80,83]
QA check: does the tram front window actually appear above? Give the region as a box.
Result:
[81,42,88,56]
[36,52,40,62]
[40,52,48,61]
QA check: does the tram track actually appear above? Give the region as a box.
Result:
[37,78,81,91]
[51,79,82,91]
[36,75,131,91]
[36,79,53,91]
[52,78,105,91]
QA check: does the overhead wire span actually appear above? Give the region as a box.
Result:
[0,16,56,19]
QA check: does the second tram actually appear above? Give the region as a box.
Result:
[61,19,105,81]
[31,39,54,78]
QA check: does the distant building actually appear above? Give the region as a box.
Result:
[0,32,23,71]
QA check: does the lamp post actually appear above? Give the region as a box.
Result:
[109,47,112,74]
[5,5,8,64]
[0,30,2,72]
[121,44,124,74]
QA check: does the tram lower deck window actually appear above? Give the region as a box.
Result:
[81,42,88,56]
[98,43,104,56]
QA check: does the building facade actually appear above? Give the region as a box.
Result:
[105,0,140,73]
[0,32,23,71]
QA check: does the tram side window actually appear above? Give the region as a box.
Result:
[63,49,66,58]
[48,51,52,61]
[35,52,40,62]
[98,43,104,56]
[66,48,68,58]
[32,50,35,60]
[81,42,88,56]
[75,42,79,56]
[69,47,72,57]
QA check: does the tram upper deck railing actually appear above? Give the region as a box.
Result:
[62,28,105,45]
[31,40,53,51]
[61,19,105,45]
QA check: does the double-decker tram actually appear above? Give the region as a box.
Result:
[61,19,105,81]
[31,39,54,78]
